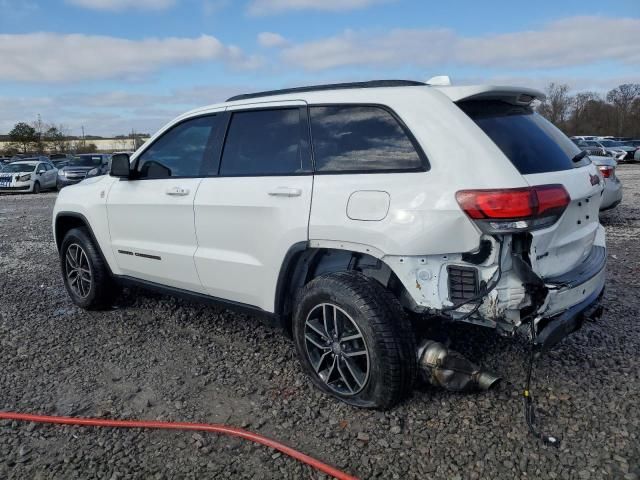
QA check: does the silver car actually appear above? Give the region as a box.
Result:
[590,156,622,211]
[0,160,58,193]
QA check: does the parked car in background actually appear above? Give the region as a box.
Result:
[572,139,607,156]
[0,160,58,193]
[571,136,598,141]
[598,140,636,161]
[85,156,112,179]
[57,154,111,189]
[590,156,622,211]
[49,153,75,169]
[0,156,13,164]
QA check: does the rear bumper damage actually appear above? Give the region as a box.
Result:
[388,228,606,349]
[535,285,604,351]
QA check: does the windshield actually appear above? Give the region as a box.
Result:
[1,163,36,173]
[458,100,589,174]
[68,155,103,167]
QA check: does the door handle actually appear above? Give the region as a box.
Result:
[268,187,302,197]
[166,186,190,196]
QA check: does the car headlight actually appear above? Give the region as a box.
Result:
[18,173,31,182]
[87,168,98,176]
[58,170,66,176]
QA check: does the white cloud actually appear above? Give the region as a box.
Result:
[202,0,228,15]
[66,0,176,11]
[0,85,250,136]
[257,32,288,48]
[247,0,389,15]
[0,33,261,82]
[281,16,640,71]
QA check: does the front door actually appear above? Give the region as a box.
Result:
[106,111,225,292]
[193,103,313,311]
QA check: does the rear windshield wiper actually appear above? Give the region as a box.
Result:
[571,150,588,163]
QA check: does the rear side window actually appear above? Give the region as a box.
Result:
[136,115,221,179]
[220,108,304,176]
[309,105,424,173]
[458,100,589,175]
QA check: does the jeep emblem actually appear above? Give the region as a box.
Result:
[589,173,600,186]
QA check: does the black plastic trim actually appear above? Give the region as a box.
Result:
[54,211,115,277]
[115,275,273,320]
[535,283,605,351]
[226,80,426,102]
[273,241,309,317]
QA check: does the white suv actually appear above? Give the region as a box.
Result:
[53,80,606,409]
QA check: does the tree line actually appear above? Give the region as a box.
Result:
[1,117,146,156]
[535,83,640,138]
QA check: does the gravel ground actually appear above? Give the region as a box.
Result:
[1,166,639,480]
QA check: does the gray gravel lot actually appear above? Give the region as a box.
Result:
[1,166,639,479]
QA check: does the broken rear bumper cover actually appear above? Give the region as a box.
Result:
[535,245,606,351]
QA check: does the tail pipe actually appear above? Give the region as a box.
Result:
[416,340,501,392]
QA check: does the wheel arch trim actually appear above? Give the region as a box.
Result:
[54,211,115,277]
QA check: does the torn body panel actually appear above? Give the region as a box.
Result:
[384,225,606,339]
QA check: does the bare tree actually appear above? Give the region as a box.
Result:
[536,83,573,128]
[44,124,70,153]
[606,84,640,136]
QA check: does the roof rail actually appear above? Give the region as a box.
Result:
[226,80,426,102]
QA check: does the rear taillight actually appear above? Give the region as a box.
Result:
[456,185,570,233]
[597,165,614,178]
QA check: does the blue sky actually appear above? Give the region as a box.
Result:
[0,0,638,136]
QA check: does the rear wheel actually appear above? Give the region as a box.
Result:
[60,227,119,309]
[293,271,416,409]
[32,181,40,194]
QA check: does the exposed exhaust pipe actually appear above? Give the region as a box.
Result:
[416,339,501,392]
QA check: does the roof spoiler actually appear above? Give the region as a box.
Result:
[434,85,545,105]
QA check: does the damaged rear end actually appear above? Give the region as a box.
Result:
[433,90,606,349]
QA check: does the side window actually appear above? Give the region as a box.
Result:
[219,108,303,176]
[309,105,424,173]
[37,164,46,173]
[136,115,221,179]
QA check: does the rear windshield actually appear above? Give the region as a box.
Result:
[458,100,589,175]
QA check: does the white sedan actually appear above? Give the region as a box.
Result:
[0,160,58,193]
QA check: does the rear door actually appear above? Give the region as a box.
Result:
[43,163,57,188]
[193,102,313,311]
[106,111,225,292]
[459,100,604,278]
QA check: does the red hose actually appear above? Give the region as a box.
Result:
[0,411,359,480]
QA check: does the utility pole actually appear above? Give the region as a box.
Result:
[81,125,86,146]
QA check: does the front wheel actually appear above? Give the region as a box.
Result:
[60,227,119,309]
[293,271,417,409]
[32,181,40,194]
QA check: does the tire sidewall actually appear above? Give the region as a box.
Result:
[60,229,100,308]
[293,279,388,408]
[32,181,40,194]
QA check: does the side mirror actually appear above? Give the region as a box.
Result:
[110,153,132,178]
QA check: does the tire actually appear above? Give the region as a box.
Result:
[293,271,417,409]
[32,181,40,194]
[60,227,119,309]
